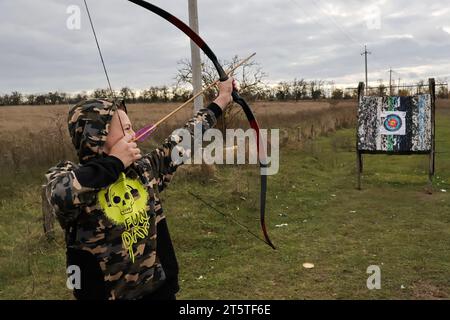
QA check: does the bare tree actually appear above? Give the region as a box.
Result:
[310,80,324,100]
[175,54,267,102]
[120,87,136,102]
[275,81,291,100]
[377,79,387,96]
[92,88,109,99]
[332,88,344,100]
[172,86,192,102]
[9,91,22,105]
[229,55,267,101]
[416,80,425,94]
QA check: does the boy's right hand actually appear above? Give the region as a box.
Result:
[109,134,142,168]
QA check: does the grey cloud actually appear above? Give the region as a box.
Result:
[0,0,449,94]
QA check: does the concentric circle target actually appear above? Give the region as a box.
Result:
[383,114,403,132]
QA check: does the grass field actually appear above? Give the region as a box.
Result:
[0,101,336,134]
[0,100,449,299]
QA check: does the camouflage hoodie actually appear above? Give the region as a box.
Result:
[45,99,220,299]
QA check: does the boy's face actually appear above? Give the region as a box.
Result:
[103,109,135,154]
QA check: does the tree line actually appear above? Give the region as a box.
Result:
[1,55,447,106]
[0,84,355,107]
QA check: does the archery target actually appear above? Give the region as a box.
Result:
[380,111,406,135]
[357,95,432,152]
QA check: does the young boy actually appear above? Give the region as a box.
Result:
[45,78,234,300]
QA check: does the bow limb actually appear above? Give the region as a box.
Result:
[128,0,275,250]
[231,93,274,250]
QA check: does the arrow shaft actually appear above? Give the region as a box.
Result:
[133,53,256,142]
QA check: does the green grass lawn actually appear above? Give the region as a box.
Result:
[0,106,449,300]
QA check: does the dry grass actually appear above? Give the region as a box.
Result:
[0,100,352,133]
[0,100,357,173]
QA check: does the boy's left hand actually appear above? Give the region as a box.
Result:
[214,77,236,110]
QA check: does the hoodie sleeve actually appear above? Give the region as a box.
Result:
[137,103,222,192]
[44,156,124,226]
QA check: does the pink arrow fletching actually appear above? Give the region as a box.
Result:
[135,124,156,142]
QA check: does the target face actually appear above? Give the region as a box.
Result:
[384,114,402,132]
[380,111,406,135]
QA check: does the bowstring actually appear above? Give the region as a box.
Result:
[83,0,126,136]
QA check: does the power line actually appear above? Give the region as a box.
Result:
[310,0,360,46]
[288,0,360,48]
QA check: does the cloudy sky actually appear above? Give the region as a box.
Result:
[1,0,449,94]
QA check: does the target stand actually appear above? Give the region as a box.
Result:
[356,78,436,190]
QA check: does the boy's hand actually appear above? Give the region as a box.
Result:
[109,134,142,168]
[213,77,236,110]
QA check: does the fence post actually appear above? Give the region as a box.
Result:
[428,78,436,191]
[356,82,365,190]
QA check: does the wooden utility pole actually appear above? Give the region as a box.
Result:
[188,0,203,113]
[361,45,371,95]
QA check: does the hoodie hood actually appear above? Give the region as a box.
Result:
[68,98,127,163]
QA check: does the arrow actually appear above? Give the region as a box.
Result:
[133,52,256,142]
